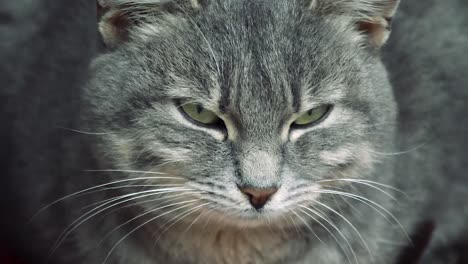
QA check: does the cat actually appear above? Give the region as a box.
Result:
[1,0,467,263]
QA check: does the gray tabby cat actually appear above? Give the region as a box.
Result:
[4,0,468,263]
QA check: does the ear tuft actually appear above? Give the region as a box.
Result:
[310,0,400,48]
[97,0,147,48]
[97,0,202,49]
[98,5,131,48]
[357,16,393,48]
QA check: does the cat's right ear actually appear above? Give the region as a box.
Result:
[97,0,203,49]
[97,0,134,49]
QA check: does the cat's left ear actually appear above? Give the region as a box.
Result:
[310,0,400,48]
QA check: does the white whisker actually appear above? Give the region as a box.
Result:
[56,126,111,135]
[286,211,301,236]
[291,210,328,248]
[50,188,193,254]
[183,207,214,234]
[369,143,426,156]
[98,198,203,246]
[297,207,355,264]
[309,202,373,263]
[316,189,412,244]
[96,192,203,217]
[154,202,211,243]
[84,169,169,175]
[319,180,399,201]
[102,201,200,264]
[201,207,215,231]
[319,178,405,193]
[32,177,185,221]
[81,184,186,209]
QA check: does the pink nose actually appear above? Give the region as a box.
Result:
[239,187,278,210]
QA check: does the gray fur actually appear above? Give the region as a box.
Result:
[1,0,467,263]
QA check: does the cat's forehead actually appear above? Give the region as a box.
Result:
[137,0,363,117]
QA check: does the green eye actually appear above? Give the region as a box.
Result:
[180,103,220,125]
[293,105,332,127]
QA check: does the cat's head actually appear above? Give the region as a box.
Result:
[84,0,398,228]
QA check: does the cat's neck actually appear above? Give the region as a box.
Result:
[148,220,307,264]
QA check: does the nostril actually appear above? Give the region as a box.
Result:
[239,187,278,210]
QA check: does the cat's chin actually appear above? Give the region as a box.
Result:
[203,207,294,229]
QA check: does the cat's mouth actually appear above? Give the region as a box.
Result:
[199,204,292,228]
[166,180,327,228]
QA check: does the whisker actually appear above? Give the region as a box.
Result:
[50,188,193,254]
[84,169,169,175]
[102,201,200,264]
[368,143,426,156]
[291,210,328,248]
[264,213,275,236]
[183,208,214,234]
[154,202,211,243]
[81,184,186,209]
[96,192,203,217]
[286,211,301,236]
[98,198,203,246]
[32,177,184,221]
[319,180,398,202]
[56,126,111,135]
[297,207,355,264]
[321,188,394,227]
[320,186,362,216]
[201,207,215,231]
[358,121,396,129]
[321,179,407,197]
[153,204,202,237]
[316,189,412,244]
[308,202,374,263]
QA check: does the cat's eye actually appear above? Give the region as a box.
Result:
[180,103,221,125]
[292,105,332,128]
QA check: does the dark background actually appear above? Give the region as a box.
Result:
[0,0,97,263]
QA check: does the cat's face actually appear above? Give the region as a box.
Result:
[85,0,397,228]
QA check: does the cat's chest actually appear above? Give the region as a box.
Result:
[154,226,308,264]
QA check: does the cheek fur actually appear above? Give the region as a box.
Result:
[319,143,375,171]
[110,136,135,163]
[149,142,191,163]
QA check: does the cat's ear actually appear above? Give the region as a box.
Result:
[310,0,399,48]
[97,0,130,49]
[97,0,203,49]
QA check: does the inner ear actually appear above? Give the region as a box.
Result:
[98,3,132,49]
[357,16,392,48]
[309,0,399,48]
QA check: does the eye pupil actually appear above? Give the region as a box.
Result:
[307,109,313,116]
[196,104,204,114]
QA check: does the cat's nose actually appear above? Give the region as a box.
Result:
[239,186,278,210]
